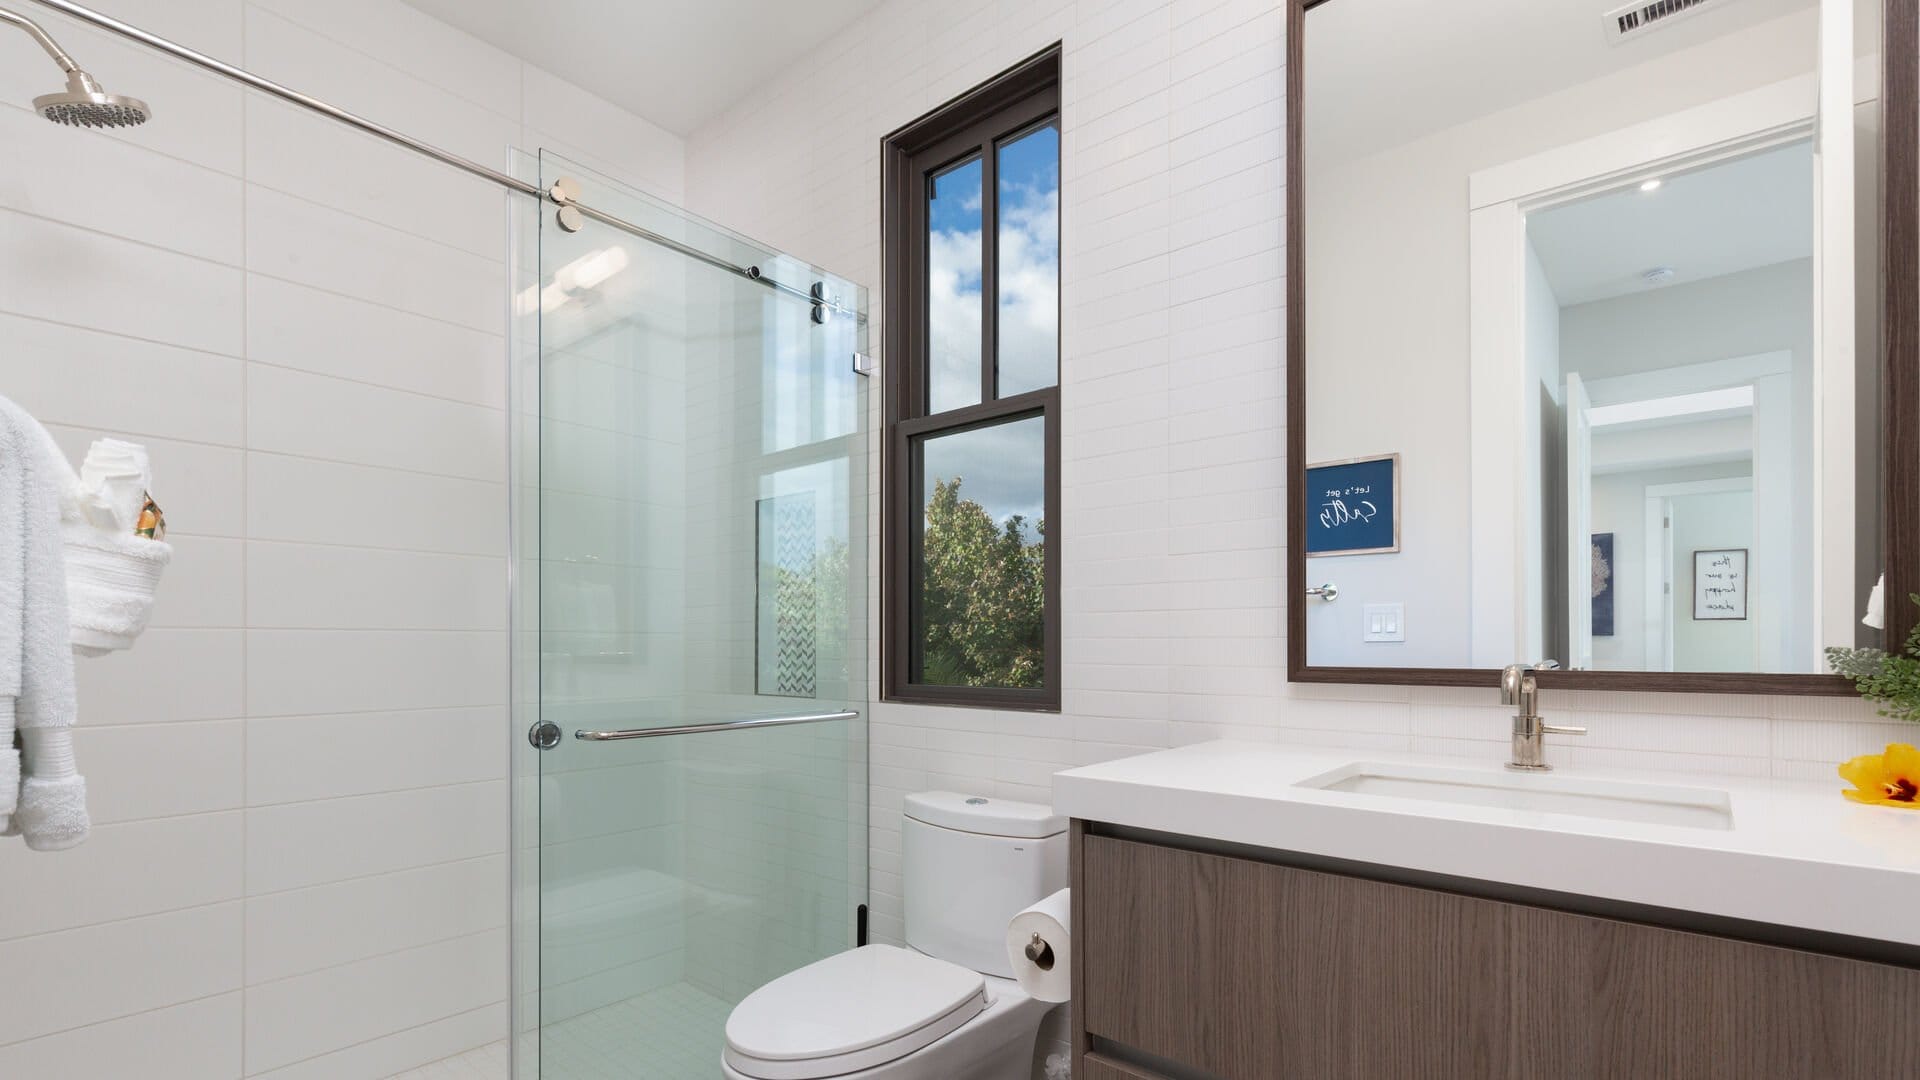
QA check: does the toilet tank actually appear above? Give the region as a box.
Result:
[902,791,1067,978]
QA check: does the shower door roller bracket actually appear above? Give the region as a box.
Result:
[549,176,584,232]
[527,720,563,750]
[810,281,834,325]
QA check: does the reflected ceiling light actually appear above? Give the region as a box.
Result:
[1639,178,1663,192]
[1588,385,1754,428]
[512,247,632,315]
[555,247,630,292]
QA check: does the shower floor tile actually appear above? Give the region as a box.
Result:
[392,982,735,1079]
[545,980,737,1068]
[540,981,735,1079]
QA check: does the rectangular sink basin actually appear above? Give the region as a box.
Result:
[1296,761,1733,830]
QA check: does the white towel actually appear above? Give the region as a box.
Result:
[0,396,85,851]
[65,521,170,655]
[20,429,170,655]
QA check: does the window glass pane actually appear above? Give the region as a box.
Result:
[927,156,984,414]
[913,415,1046,688]
[995,121,1060,397]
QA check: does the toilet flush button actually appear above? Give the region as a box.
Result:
[966,797,988,805]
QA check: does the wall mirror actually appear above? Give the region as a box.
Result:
[1287,0,1917,692]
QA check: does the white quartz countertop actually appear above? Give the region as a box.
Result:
[1053,740,1920,949]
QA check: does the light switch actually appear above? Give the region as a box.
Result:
[1362,603,1405,643]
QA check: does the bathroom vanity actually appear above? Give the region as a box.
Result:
[1056,742,1920,1079]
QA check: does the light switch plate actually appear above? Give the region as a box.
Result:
[1362,602,1405,643]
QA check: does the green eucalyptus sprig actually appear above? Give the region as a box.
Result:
[1826,595,1920,724]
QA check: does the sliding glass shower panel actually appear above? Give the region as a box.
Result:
[517,149,867,1079]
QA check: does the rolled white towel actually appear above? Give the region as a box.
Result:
[74,437,149,533]
[0,702,16,832]
[4,729,85,851]
[64,521,171,656]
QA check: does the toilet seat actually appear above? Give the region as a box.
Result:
[723,945,989,1080]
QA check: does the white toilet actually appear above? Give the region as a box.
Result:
[721,792,1068,1080]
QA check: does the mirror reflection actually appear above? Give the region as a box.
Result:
[1302,0,1883,674]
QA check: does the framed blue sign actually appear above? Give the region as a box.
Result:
[1305,453,1399,556]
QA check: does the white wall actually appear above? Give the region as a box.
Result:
[1672,489,1760,671]
[683,2,1905,1075]
[1590,463,1752,670]
[1562,259,1814,669]
[0,0,682,1076]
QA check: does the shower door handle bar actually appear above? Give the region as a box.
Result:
[575,710,860,742]
[23,0,863,322]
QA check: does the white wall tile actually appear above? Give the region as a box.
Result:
[0,814,242,940]
[248,452,507,556]
[149,536,246,628]
[74,629,245,726]
[244,96,512,262]
[244,185,508,335]
[245,781,505,894]
[0,209,244,355]
[0,902,242,1045]
[0,313,244,445]
[248,541,506,631]
[244,855,506,983]
[243,929,507,1074]
[247,1004,507,1080]
[246,275,507,408]
[76,719,245,823]
[246,364,505,482]
[247,706,506,804]
[245,630,506,716]
[0,993,242,1080]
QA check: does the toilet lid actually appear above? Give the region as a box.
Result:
[724,945,988,1080]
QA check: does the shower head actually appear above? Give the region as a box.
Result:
[35,70,150,128]
[2,7,150,129]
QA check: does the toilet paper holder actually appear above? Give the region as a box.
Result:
[1023,931,1055,972]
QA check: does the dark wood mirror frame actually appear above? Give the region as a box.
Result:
[1285,0,1919,695]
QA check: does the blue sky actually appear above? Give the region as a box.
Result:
[925,122,1058,530]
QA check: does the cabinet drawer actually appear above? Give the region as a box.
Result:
[1079,833,1920,1079]
[1079,1052,1166,1080]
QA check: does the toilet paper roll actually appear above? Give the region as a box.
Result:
[1006,888,1072,1003]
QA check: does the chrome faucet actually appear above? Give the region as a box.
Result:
[1501,662,1584,771]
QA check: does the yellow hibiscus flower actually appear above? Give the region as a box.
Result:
[1838,743,1920,808]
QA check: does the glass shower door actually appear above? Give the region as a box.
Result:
[518,150,868,1079]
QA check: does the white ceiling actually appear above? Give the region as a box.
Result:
[1527,139,1813,305]
[1304,0,1815,170]
[400,0,883,135]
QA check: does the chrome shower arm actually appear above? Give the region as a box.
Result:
[0,7,81,73]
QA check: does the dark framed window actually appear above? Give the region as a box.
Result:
[882,48,1062,710]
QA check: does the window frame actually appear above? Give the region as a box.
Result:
[881,47,1063,711]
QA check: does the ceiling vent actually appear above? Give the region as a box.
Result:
[1604,0,1733,43]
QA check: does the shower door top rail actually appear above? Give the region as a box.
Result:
[24,0,862,320]
[575,710,861,742]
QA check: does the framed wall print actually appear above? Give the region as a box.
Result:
[1305,453,1400,557]
[1693,548,1749,621]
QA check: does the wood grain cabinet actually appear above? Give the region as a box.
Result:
[1072,829,1920,1079]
